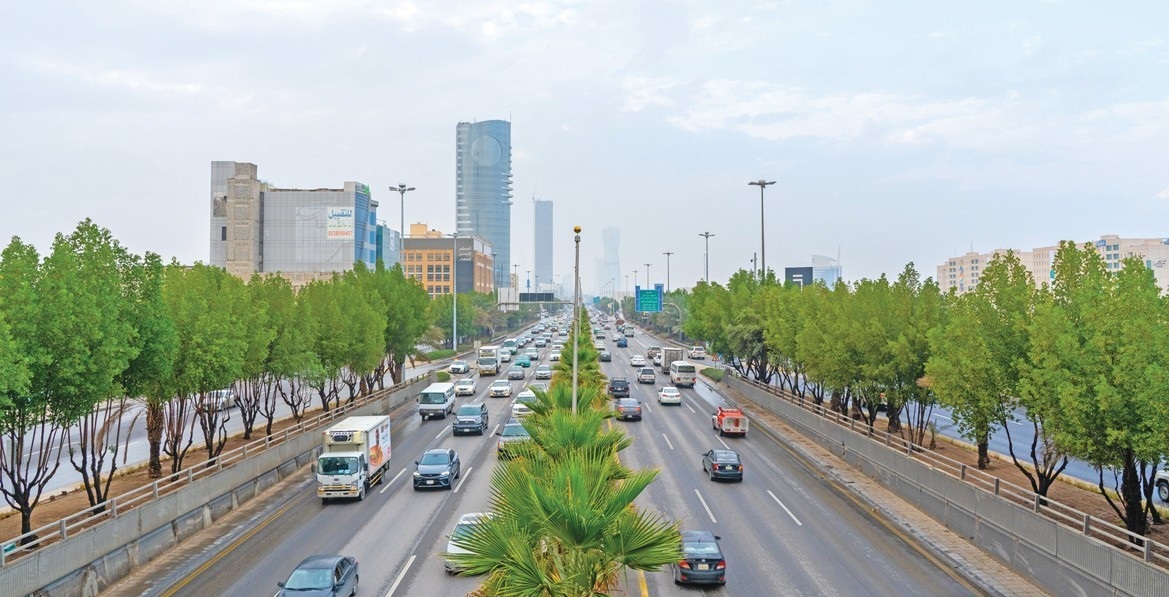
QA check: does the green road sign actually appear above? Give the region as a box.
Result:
[636,288,661,312]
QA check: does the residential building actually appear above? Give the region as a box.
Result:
[401,225,494,298]
[534,198,553,290]
[937,234,1169,294]
[456,120,513,288]
[209,161,378,287]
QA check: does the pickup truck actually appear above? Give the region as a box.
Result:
[608,377,630,398]
[712,406,748,437]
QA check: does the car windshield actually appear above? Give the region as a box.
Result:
[501,424,529,437]
[517,394,536,403]
[420,392,448,404]
[712,451,739,463]
[420,452,450,465]
[492,382,508,389]
[457,406,481,416]
[284,567,333,590]
[683,541,721,556]
[451,522,476,541]
[319,456,358,475]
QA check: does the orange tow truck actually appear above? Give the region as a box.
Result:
[711,407,748,437]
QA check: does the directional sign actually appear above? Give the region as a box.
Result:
[520,292,556,302]
[635,286,662,313]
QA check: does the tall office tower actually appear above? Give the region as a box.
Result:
[600,227,621,296]
[812,254,843,287]
[533,198,553,290]
[456,120,513,288]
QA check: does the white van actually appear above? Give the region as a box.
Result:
[668,361,697,388]
[418,382,456,420]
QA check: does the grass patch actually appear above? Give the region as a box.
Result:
[700,367,724,382]
[426,349,457,360]
[435,371,452,382]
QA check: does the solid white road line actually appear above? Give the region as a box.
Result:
[685,403,696,414]
[643,402,652,413]
[435,427,449,440]
[380,468,408,494]
[694,489,717,523]
[384,554,416,597]
[454,467,473,493]
[716,436,729,450]
[768,490,803,526]
[662,434,674,450]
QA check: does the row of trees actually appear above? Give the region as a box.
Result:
[683,242,1169,537]
[0,220,540,542]
[448,309,681,595]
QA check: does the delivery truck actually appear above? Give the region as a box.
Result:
[317,415,392,503]
[660,347,685,372]
[712,406,748,437]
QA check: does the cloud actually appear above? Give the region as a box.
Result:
[16,57,204,96]
[1157,186,1169,200]
[620,76,679,112]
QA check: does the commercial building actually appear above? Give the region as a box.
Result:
[937,234,1169,295]
[600,227,621,295]
[812,254,843,287]
[401,223,494,298]
[534,198,553,290]
[456,120,513,288]
[209,161,378,286]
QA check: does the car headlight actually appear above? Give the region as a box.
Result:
[413,472,421,478]
[440,471,450,477]
[350,482,359,490]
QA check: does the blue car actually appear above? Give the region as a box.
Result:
[616,338,628,348]
[515,355,531,368]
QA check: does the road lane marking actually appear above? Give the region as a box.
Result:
[380,468,407,494]
[932,414,951,421]
[638,570,649,596]
[662,434,674,450]
[768,490,803,526]
[685,403,696,414]
[694,489,717,523]
[384,553,416,597]
[716,436,729,450]
[435,426,450,440]
[454,467,473,493]
[489,423,500,436]
[643,402,652,413]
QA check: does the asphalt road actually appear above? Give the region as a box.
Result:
[106,320,977,596]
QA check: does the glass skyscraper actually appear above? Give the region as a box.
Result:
[456,120,513,288]
[533,199,553,290]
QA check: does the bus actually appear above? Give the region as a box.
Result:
[478,346,500,376]
[669,361,697,388]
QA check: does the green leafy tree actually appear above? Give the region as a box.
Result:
[271,290,320,424]
[237,274,279,440]
[336,272,387,400]
[373,262,430,386]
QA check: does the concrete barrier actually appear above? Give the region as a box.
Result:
[5,375,431,597]
[725,374,1169,597]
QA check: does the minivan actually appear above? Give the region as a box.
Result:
[417,382,456,420]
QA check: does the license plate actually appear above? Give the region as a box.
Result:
[723,465,732,470]
[697,563,709,571]
[426,480,434,485]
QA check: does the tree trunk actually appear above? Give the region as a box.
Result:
[1120,455,1147,539]
[885,404,902,435]
[977,438,990,470]
[147,401,164,479]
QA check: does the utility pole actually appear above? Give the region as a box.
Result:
[388,184,415,243]
[662,252,674,293]
[748,179,776,280]
[699,232,715,283]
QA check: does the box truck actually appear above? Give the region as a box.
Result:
[660,347,685,372]
[317,415,392,503]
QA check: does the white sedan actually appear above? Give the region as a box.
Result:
[455,378,476,396]
[630,355,647,367]
[488,380,512,398]
[550,353,561,361]
[657,386,682,405]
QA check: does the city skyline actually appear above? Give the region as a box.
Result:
[2,3,1167,291]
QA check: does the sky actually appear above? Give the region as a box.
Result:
[2,1,1168,293]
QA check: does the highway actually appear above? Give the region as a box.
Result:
[105,322,977,596]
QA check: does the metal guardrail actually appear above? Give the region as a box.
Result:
[0,372,430,566]
[728,373,1169,570]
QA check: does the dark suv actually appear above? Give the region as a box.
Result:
[452,403,489,435]
[608,377,630,398]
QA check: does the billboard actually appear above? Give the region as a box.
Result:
[327,207,354,239]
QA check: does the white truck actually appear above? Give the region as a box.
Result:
[660,347,685,372]
[317,415,392,503]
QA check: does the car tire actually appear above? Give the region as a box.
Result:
[1159,480,1169,502]
[709,468,715,481]
[358,485,366,501]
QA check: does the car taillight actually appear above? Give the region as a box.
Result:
[715,560,726,570]
[737,465,744,471]
[677,561,691,569]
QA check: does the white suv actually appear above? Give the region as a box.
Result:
[688,346,706,360]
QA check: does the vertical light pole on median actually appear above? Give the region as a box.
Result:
[748,179,775,280]
[389,184,415,243]
[662,252,674,293]
[645,263,652,288]
[449,233,459,351]
[571,225,582,416]
[699,232,715,283]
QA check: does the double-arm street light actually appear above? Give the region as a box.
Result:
[699,232,715,283]
[389,184,415,241]
[748,179,775,280]
[662,252,673,293]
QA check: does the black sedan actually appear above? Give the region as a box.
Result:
[613,398,642,421]
[701,449,744,482]
[278,555,359,596]
[598,351,612,362]
[673,530,725,586]
[414,448,461,490]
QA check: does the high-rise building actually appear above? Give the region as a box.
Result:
[534,198,553,290]
[600,227,620,295]
[812,254,843,287]
[937,234,1169,295]
[209,161,378,287]
[456,120,513,288]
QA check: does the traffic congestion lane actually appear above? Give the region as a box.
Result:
[599,357,978,596]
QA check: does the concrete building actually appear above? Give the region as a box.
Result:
[209,161,378,286]
[456,120,513,288]
[401,223,494,298]
[937,234,1169,294]
[534,198,553,290]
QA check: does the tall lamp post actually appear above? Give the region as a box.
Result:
[449,233,459,351]
[699,232,715,283]
[662,252,674,293]
[645,263,652,288]
[389,184,415,241]
[571,225,582,415]
[748,179,776,280]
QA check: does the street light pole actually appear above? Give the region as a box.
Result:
[571,225,582,416]
[645,263,652,288]
[449,233,459,351]
[388,184,415,241]
[662,252,673,293]
[748,179,775,280]
[699,232,715,283]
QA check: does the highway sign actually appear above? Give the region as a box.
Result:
[635,287,662,312]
